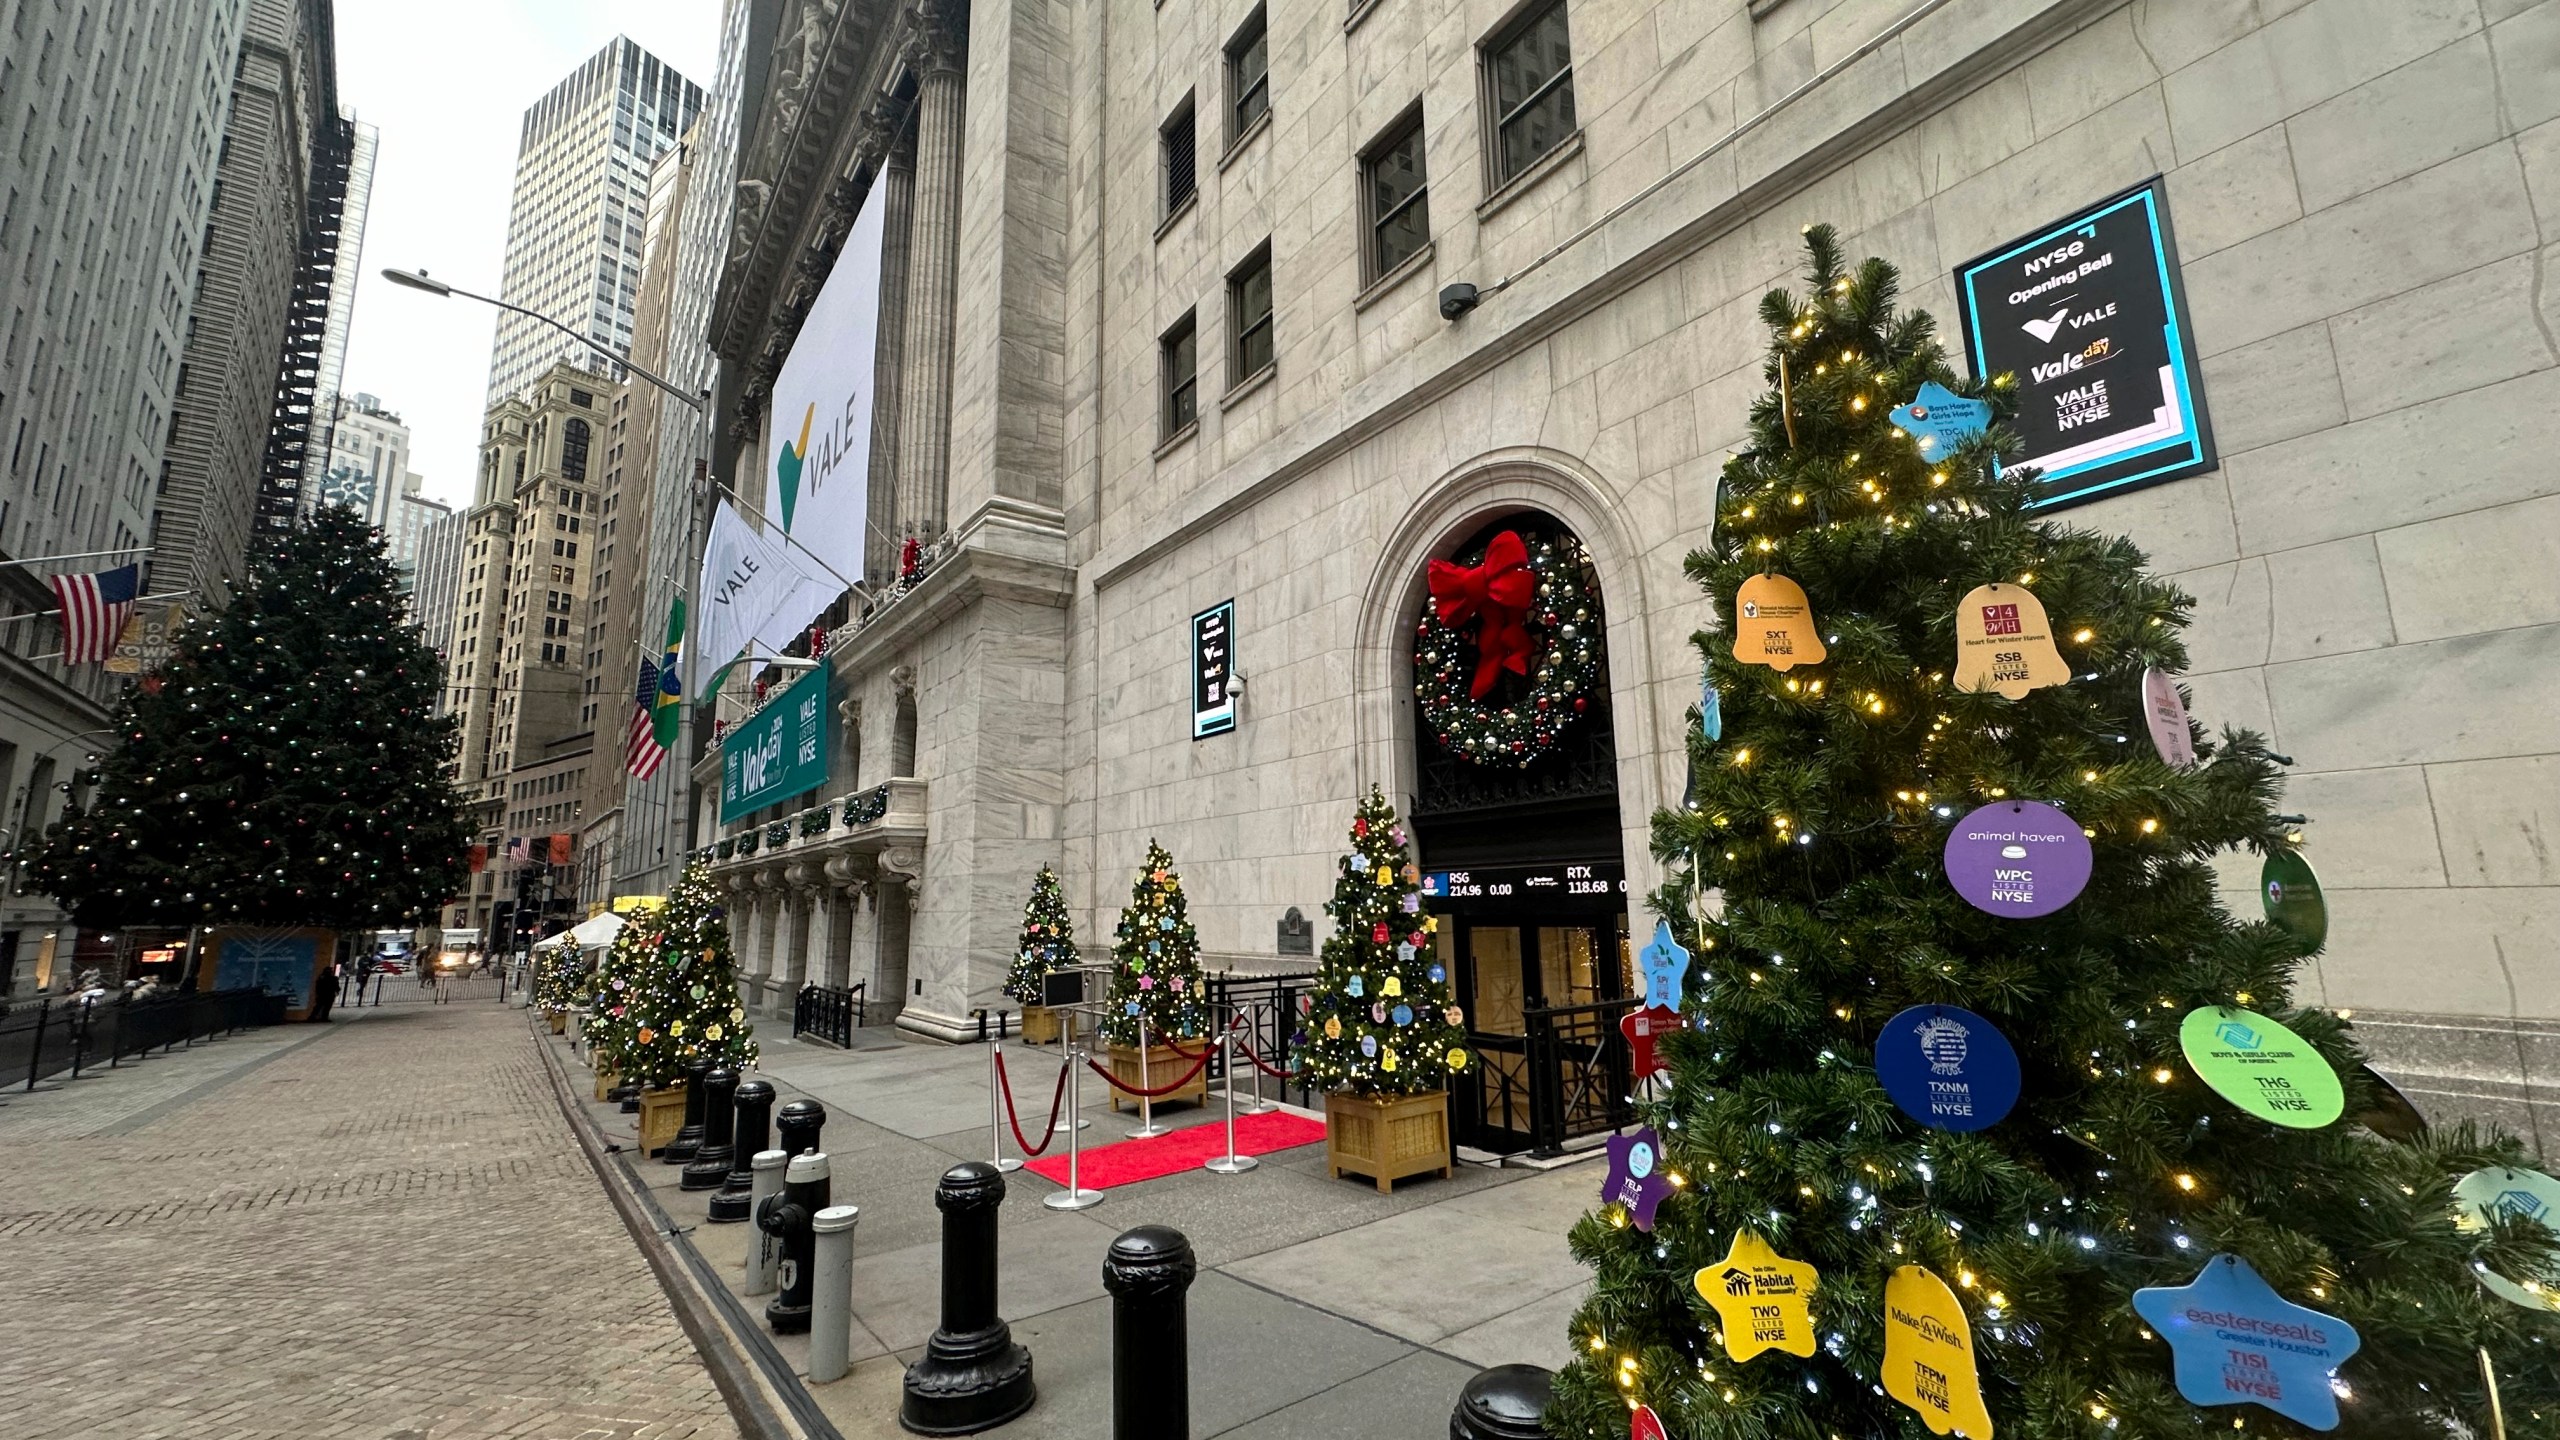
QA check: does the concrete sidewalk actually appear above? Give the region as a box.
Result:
[554,1025,1594,1439]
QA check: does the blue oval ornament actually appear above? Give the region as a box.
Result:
[1875,1005,2022,1132]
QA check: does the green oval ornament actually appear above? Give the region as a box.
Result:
[2179,1006,2344,1129]
[2452,1165,2560,1312]
[2261,848,2327,950]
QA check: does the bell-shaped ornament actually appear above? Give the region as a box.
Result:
[1952,581,2069,699]
[1731,573,1825,671]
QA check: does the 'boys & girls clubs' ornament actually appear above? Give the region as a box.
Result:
[2451,1165,2560,1312]
[2178,1006,2344,1129]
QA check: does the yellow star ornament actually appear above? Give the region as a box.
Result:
[1694,1231,1818,1361]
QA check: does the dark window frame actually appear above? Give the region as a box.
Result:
[1225,7,1269,148]
[1161,93,1198,219]
[1479,0,1576,189]
[1227,243,1275,387]
[1160,310,1199,440]
[1359,103,1431,285]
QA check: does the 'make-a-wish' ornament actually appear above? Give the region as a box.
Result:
[1884,1265,1993,1439]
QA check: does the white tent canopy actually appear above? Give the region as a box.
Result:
[533,911,626,952]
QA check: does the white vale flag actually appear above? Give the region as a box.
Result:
[762,177,887,603]
[694,499,835,688]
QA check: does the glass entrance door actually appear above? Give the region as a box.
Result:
[1450,915,1631,1153]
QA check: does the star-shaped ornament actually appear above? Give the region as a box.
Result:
[1636,919,1689,1010]
[1620,1005,1680,1081]
[1601,1126,1674,1231]
[1888,381,1991,461]
[2132,1255,2360,1430]
[1694,1231,1818,1361]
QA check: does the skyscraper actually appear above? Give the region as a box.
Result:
[312,117,379,419]
[482,39,703,410]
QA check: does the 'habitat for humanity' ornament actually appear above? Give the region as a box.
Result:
[1695,1230,1817,1362]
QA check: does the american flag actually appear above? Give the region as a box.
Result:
[48,563,139,664]
[624,658,668,779]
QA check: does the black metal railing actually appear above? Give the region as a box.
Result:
[0,987,289,1091]
[1202,970,1319,1101]
[1458,995,1637,1157]
[793,983,867,1047]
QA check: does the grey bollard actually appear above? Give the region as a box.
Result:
[900,1161,1036,1434]
[1103,1226,1197,1440]
[744,1149,788,1295]
[1448,1363,1555,1440]
[808,1204,861,1384]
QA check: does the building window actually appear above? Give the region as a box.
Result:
[1226,8,1268,147]
[1161,95,1197,218]
[1483,0,1575,186]
[1161,311,1197,439]
[561,418,591,481]
[1228,244,1273,385]
[1361,106,1430,281]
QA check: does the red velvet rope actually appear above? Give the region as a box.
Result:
[1087,1043,1219,1098]
[1239,1033,1295,1080]
[992,1048,1069,1157]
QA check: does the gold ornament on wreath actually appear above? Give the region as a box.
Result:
[1413,526,1604,769]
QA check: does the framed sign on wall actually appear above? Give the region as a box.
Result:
[1191,599,1237,740]
[1954,176,2216,510]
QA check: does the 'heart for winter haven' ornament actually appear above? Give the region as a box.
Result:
[1883,1265,1993,1439]
[1696,1230,1818,1361]
[1731,573,1825,670]
[1888,380,1991,461]
[1942,800,2092,917]
[1602,1126,1674,1231]
[1952,582,2069,699]
[2132,1253,2361,1430]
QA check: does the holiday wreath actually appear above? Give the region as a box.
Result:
[1413,525,1604,768]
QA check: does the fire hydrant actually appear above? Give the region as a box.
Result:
[754,1151,831,1333]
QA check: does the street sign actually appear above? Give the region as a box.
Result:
[720,664,829,822]
[1954,176,2216,510]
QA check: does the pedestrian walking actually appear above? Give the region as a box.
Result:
[308,964,339,1022]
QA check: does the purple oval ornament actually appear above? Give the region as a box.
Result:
[1943,800,2092,918]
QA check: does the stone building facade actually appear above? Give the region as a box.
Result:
[699,0,2560,1130]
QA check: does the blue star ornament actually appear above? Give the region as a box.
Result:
[1637,920,1691,1011]
[2132,1254,2362,1430]
[1889,382,1992,462]
[1602,1126,1675,1231]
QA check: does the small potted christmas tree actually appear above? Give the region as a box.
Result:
[1004,865,1077,1044]
[613,864,755,1154]
[1097,841,1209,1111]
[1299,787,1466,1192]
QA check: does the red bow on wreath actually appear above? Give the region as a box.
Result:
[1427,530,1536,698]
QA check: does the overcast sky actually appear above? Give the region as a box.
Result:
[334,2,720,512]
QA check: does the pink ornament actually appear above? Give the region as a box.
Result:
[1137,975,1155,990]
[1170,977,1185,993]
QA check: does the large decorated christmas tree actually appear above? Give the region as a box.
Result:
[1295,787,1467,1093]
[1004,865,1078,1007]
[583,904,660,1076]
[1551,229,2558,1440]
[29,507,469,927]
[605,863,754,1089]
[1097,841,1206,1048]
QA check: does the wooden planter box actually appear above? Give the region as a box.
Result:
[1020,1005,1060,1045]
[547,1013,567,1035]
[638,1085,688,1156]
[593,1068,620,1102]
[1105,1040,1209,1113]
[1325,1088,1452,1194]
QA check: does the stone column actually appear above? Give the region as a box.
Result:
[873,846,923,1022]
[895,23,965,539]
[782,864,820,998]
[866,131,916,585]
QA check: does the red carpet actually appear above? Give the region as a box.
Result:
[1024,1110,1328,1190]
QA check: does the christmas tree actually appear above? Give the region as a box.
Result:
[1294,786,1468,1093]
[1004,865,1078,1007]
[30,507,469,928]
[532,943,586,1018]
[1551,229,2558,1440]
[583,903,660,1078]
[1098,841,1206,1048]
[608,863,755,1089]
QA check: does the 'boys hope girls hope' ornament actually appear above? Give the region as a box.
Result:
[1942,800,2092,918]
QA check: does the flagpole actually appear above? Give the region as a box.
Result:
[0,590,191,628]
[0,547,151,570]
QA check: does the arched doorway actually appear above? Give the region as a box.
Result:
[1406,512,1633,1155]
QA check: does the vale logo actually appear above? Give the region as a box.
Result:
[774,402,815,532]
[2021,307,2067,344]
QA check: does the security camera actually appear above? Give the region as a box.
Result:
[1438,282,1480,321]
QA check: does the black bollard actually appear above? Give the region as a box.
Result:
[710,1079,775,1223]
[1102,1226,1196,1440]
[1448,1364,1555,1440]
[663,1057,713,1163]
[900,1161,1036,1434]
[681,1067,741,1190]
[755,1152,830,1333]
[775,1096,826,1156]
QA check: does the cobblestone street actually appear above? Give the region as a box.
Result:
[0,995,736,1440]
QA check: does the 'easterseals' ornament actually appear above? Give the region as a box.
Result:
[1889,380,1992,461]
[1883,1265,1993,1438]
[2142,667,2197,769]
[1695,1230,1818,1361]
[1942,800,2092,917]
[2133,1254,2362,1430]
[1732,573,1825,671]
[1875,1005,2023,1132]
[2179,1006,2344,1129]
[1952,582,2069,698]
[2452,1165,2560,1311]
[2261,848,2327,951]
[1602,1126,1674,1231]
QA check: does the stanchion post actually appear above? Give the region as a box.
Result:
[808,1203,860,1384]
[744,1149,788,1295]
[1042,1045,1103,1211]
[900,1161,1037,1432]
[1203,1024,1258,1175]
[1103,1226,1196,1440]
[1236,1000,1275,1114]
[988,1041,1023,1173]
[1128,1014,1167,1138]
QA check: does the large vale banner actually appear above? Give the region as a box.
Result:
[761,185,888,600]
